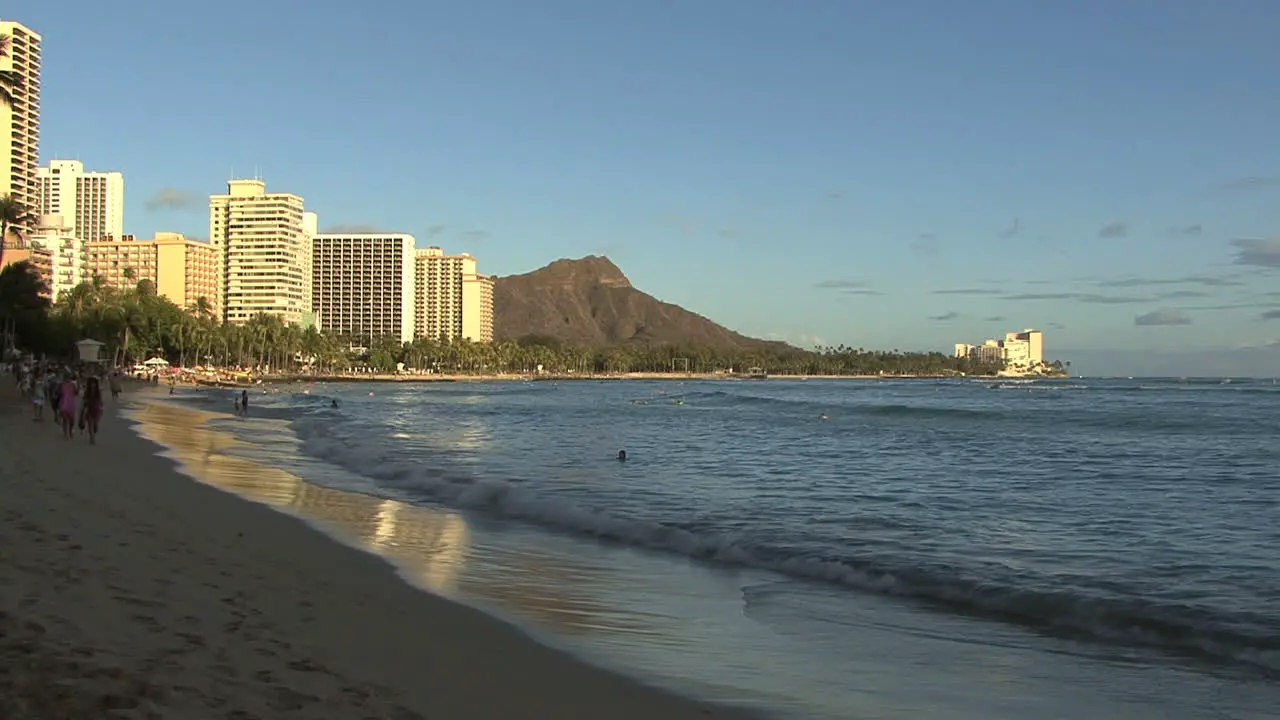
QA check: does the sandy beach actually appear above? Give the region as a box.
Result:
[0,382,759,719]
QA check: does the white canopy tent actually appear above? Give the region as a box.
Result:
[142,357,170,367]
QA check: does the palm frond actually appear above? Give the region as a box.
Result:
[0,70,19,107]
[0,195,36,228]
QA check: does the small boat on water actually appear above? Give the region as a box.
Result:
[745,367,768,380]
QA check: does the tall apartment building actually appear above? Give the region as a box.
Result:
[463,270,494,343]
[28,214,81,300]
[0,20,41,237]
[36,160,125,243]
[413,247,494,343]
[209,179,312,326]
[85,232,219,311]
[312,233,415,344]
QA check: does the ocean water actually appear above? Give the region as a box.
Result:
[158,377,1280,719]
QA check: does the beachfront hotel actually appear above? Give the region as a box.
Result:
[209,179,314,327]
[955,328,1045,372]
[85,232,219,312]
[312,233,416,344]
[413,247,494,343]
[36,160,125,244]
[0,19,41,238]
[28,214,82,301]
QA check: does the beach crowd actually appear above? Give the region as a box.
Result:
[9,358,121,445]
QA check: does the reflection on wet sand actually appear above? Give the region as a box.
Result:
[131,401,470,596]
[126,400,656,639]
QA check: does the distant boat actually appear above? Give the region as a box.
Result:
[745,367,768,380]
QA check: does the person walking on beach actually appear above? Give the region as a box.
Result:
[45,373,60,423]
[82,377,104,445]
[108,371,122,400]
[28,372,44,421]
[57,374,79,439]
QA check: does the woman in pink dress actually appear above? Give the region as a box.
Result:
[83,377,104,445]
[57,375,78,439]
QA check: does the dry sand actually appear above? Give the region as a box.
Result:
[0,382,760,719]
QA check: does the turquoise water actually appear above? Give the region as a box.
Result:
[167,377,1280,719]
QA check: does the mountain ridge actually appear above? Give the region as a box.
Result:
[492,256,790,350]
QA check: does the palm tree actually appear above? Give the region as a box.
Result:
[0,33,21,108]
[0,194,36,270]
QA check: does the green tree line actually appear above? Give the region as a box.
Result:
[0,262,1007,376]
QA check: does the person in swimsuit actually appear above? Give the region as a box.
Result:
[82,377,104,445]
[29,373,44,421]
[57,374,79,439]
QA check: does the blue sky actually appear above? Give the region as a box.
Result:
[19,0,1280,375]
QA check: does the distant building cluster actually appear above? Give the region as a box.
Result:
[1,18,492,344]
[954,329,1045,373]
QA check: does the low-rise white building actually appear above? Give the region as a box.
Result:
[28,214,82,301]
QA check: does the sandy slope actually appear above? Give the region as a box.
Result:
[0,382,758,719]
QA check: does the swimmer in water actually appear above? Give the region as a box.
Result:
[819,413,828,421]
[331,399,339,408]
[617,449,627,461]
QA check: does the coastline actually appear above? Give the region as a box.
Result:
[0,382,763,719]
[196,371,1058,387]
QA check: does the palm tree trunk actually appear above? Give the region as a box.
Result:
[0,218,8,271]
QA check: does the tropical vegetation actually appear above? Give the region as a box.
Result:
[2,262,1007,377]
[0,194,36,265]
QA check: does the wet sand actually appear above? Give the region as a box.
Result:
[0,382,759,719]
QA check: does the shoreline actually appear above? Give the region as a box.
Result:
[0,383,764,719]
[195,371,1056,387]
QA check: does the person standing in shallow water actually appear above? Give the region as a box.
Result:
[240,389,249,417]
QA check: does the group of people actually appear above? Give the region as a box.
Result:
[13,361,120,445]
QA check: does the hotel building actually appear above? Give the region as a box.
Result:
[1000,329,1044,371]
[85,232,219,311]
[36,160,125,244]
[955,328,1045,372]
[209,179,312,326]
[0,19,41,237]
[28,214,81,300]
[413,247,494,343]
[312,233,416,344]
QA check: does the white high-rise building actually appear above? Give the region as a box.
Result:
[28,214,81,301]
[36,160,125,243]
[0,20,41,238]
[413,247,494,343]
[312,233,416,344]
[209,179,312,326]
